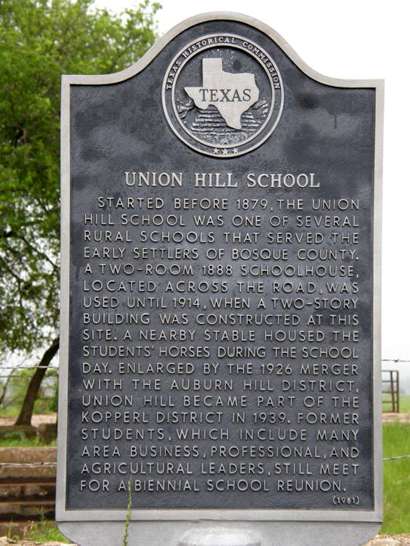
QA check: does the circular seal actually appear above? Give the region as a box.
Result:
[162,33,284,158]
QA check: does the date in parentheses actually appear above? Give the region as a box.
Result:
[332,495,360,506]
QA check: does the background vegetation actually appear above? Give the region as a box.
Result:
[382,423,410,534]
[0,0,160,425]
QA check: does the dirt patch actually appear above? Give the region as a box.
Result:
[0,415,56,427]
[367,535,410,545]
[383,413,410,423]
[0,537,69,546]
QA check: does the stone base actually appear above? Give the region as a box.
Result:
[178,527,260,546]
[58,521,381,546]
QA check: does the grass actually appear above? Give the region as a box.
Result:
[0,436,55,447]
[382,393,410,413]
[0,402,56,418]
[382,423,410,534]
[0,405,23,418]
[15,520,70,543]
[400,394,410,413]
[122,480,133,546]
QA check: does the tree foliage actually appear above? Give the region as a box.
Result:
[0,0,160,354]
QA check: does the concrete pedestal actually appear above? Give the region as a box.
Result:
[59,521,380,546]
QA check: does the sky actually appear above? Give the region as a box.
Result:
[93,0,410,381]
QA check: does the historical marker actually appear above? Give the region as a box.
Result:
[57,13,383,546]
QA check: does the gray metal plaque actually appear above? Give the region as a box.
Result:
[58,12,383,546]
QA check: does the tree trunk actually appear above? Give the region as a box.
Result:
[15,337,59,426]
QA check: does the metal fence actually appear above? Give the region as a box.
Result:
[0,365,58,413]
[382,369,400,413]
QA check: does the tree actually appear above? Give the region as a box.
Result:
[0,0,160,425]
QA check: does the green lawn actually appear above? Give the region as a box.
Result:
[0,437,55,447]
[382,423,410,534]
[400,394,410,413]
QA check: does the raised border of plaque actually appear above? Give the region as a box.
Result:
[57,10,383,542]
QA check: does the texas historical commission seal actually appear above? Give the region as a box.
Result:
[162,34,284,158]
